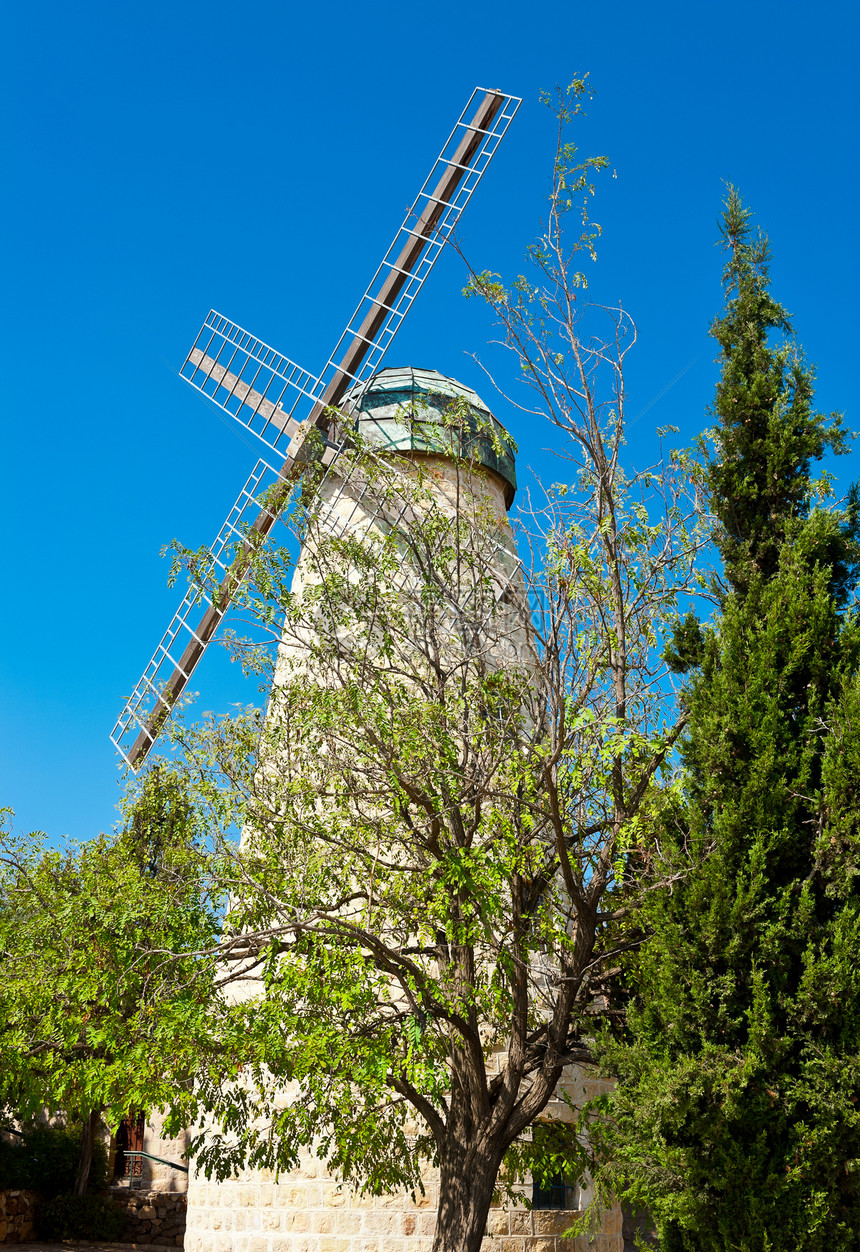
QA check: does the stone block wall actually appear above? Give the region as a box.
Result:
[486,1202,622,1251]
[0,1191,36,1244]
[140,1118,191,1193]
[112,1189,187,1246]
[185,1164,622,1252]
[184,1065,623,1252]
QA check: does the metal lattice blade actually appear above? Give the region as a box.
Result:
[114,86,521,770]
[110,457,289,768]
[180,313,325,458]
[179,89,520,463]
[315,87,521,409]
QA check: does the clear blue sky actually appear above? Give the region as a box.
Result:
[2,0,857,842]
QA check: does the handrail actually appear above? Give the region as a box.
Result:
[122,1149,189,1173]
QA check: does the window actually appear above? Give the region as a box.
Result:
[529,1121,581,1210]
[532,1171,578,1210]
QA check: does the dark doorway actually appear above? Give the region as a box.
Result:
[112,1112,145,1182]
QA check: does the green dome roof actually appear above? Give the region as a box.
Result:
[346,366,517,508]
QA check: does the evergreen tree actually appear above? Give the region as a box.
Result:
[593,190,860,1251]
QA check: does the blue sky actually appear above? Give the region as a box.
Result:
[2,0,857,842]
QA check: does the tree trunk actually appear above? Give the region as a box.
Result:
[74,1107,101,1197]
[432,1140,505,1252]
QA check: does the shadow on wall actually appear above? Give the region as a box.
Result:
[622,1203,657,1250]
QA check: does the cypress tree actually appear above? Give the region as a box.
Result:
[596,190,860,1251]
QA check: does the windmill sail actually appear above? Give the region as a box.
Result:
[111,87,520,770]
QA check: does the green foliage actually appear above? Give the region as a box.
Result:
[503,1118,587,1204]
[662,612,705,676]
[463,76,610,311]
[0,1136,29,1190]
[707,186,854,599]
[36,1191,126,1241]
[0,1123,108,1196]
[149,83,708,1252]
[0,771,221,1186]
[125,765,196,876]
[592,192,860,1250]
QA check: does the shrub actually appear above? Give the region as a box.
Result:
[0,1135,29,1189]
[0,1122,108,1196]
[36,1192,126,1241]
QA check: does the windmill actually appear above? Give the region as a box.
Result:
[111,88,521,771]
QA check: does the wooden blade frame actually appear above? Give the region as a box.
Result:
[111,87,521,770]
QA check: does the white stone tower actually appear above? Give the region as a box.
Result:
[183,368,623,1252]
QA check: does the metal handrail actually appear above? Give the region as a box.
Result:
[122,1149,189,1172]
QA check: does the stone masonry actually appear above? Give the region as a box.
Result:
[184,1063,623,1252]
[112,1190,187,1247]
[0,1191,36,1244]
[185,1163,622,1252]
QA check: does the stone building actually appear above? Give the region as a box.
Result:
[183,368,624,1252]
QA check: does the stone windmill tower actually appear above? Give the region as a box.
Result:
[111,91,624,1252]
[177,366,621,1252]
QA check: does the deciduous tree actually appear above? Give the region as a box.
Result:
[161,81,706,1252]
[0,770,220,1194]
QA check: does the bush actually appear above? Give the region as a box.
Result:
[0,1122,109,1196]
[36,1192,126,1241]
[0,1135,29,1189]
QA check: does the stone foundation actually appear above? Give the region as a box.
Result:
[185,1165,622,1252]
[0,1191,36,1244]
[112,1190,187,1247]
[185,1067,622,1252]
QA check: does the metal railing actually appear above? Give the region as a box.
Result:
[119,1149,189,1190]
